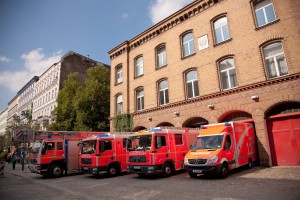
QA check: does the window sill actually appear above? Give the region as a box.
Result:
[181,53,196,60]
[156,64,168,71]
[255,19,280,31]
[213,38,232,47]
[115,82,123,86]
[134,74,144,79]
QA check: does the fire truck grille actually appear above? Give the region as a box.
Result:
[81,158,92,164]
[129,156,146,163]
[188,159,207,164]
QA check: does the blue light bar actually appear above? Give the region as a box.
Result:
[96,133,110,138]
[149,127,162,132]
[225,122,230,126]
[200,125,206,129]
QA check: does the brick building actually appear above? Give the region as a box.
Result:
[108,0,300,166]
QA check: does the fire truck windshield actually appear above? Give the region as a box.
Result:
[127,135,152,151]
[82,140,96,154]
[192,135,224,150]
[31,141,42,154]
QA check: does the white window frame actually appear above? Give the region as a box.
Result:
[136,89,144,111]
[116,66,122,84]
[219,58,238,90]
[263,42,288,79]
[182,33,195,57]
[135,56,144,77]
[159,80,169,106]
[116,95,123,115]
[186,71,199,99]
[157,45,167,68]
[254,0,276,27]
[214,17,230,44]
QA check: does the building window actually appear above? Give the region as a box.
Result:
[135,56,144,77]
[158,80,169,106]
[136,88,144,111]
[116,65,122,84]
[156,45,167,68]
[186,70,199,99]
[254,0,276,27]
[214,16,230,44]
[219,58,238,90]
[262,42,288,79]
[182,32,195,57]
[116,95,123,115]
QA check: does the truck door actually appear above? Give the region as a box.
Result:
[154,134,168,165]
[41,141,56,164]
[99,140,113,166]
[222,134,235,168]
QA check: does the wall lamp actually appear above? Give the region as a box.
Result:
[208,104,214,109]
[147,117,152,121]
[251,95,259,101]
[174,111,180,116]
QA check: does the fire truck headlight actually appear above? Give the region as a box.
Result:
[92,168,98,172]
[207,156,218,164]
[148,166,155,170]
[184,158,189,165]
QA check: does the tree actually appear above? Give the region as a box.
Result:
[74,65,110,131]
[49,72,82,131]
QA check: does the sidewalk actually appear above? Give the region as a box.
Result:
[1,162,300,180]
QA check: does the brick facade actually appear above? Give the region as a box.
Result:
[109,0,300,166]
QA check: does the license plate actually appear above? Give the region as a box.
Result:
[193,169,202,173]
[84,167,88,170]
[133,166,141,169]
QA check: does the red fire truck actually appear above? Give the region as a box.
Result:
[184,122,257,178]
[28,131,104,178]
[127,127,199,177]
[80,132,131,177]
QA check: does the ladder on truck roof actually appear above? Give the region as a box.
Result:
[146,126,199,134]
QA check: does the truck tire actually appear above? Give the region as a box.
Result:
[218,163,229,179]
[162,163,173,178]
[248,158,254,169]
[107,164,119,177]
[50,164,63,178]
[188,171,198,178]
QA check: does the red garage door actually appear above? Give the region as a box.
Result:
[267,114,300,166]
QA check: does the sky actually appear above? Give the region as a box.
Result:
[0,0,194,112]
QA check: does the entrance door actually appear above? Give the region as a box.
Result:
[267,114,300,166]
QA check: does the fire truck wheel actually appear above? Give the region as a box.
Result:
[218,163,229,179]
[107,165,118,177]
[162,163,173,178]
[188,172,198,178]
[50,164,63,178]
[247,158,253,169]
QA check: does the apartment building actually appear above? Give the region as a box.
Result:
[108,0,300,166]
[32,51,106,130]
[0,108,8,136]
[17,76,39,124]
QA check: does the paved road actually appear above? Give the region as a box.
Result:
[1,163,300,200]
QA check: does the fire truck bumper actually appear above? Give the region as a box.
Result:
[184,164,222,175]
[81,166,107,175]
[127,165,162,175]
[28,164,47,175]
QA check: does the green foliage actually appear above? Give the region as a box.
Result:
[49,65,110,131]
[112,114,133,132]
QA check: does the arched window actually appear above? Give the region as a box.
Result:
[135,56,144,77]
[136,88,144,111]
[116,65,123,84]
[253,0,276,27]
[262,42,288,79]
[186,70,199,99]
[116,94,123,115]
[158,80,169,106]
[182,32,195,57]
[219,58,238,90]
[213,16,230,44]
[156,45,167,68]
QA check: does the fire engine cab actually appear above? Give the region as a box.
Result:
[127,127,199,177]
[80,133,130,177]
